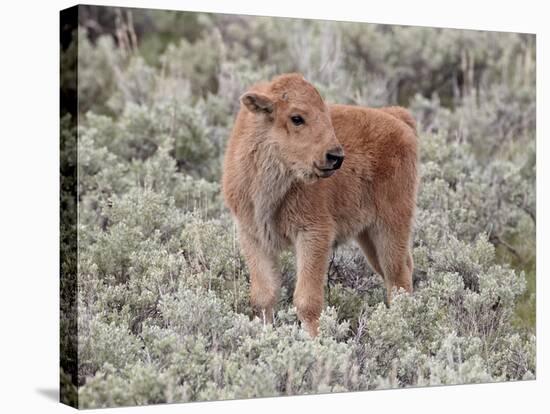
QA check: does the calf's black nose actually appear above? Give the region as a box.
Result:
[326,148,345,170]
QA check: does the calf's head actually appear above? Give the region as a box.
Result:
[240,73,344,182]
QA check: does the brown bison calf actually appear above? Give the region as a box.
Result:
[222,73,419,336]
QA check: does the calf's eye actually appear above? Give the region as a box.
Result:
[290,115,305,126]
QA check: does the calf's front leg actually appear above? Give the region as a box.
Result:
[238,229,281,324]
[293,230,332,337]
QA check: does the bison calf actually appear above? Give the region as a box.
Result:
[222,73,419,336]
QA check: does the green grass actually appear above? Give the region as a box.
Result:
[494,218,536,333]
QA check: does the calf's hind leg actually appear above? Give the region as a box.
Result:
[368,224,413,304]
[356,229,384,277]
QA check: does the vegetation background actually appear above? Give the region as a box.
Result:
[60,5,536,408]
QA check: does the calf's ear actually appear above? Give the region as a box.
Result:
[240,92,274,114]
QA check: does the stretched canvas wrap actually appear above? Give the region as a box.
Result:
[60,4,536,409]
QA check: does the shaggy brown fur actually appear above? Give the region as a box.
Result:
[222,73,419,336]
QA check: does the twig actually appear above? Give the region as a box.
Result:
[327,250,335,304]
[490,233,522,262]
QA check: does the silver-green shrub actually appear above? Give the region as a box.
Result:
[68,8,535,408]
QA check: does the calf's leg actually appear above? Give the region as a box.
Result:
[293,230,332,337]
[238,230,281,323]
[376,224,413,304]
[356,228,384,277]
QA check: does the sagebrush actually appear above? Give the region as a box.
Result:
[60,7,536,408]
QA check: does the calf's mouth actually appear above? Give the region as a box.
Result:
[314,164,338,178]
